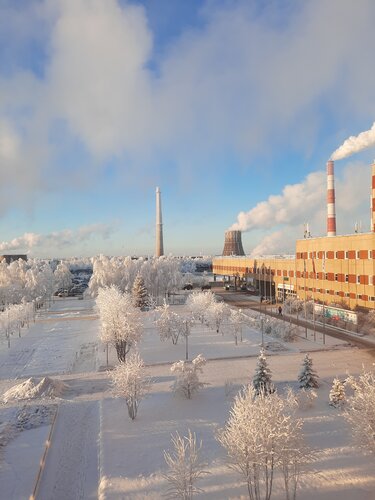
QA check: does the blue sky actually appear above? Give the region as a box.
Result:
[0,0,374,258]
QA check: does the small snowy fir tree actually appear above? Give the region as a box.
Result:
[298,354,319,389]
[163,430,208,499]
[109,352,150,420]
[132,273,148,309]
[253,348,274,395]
[171,354,206,399]
[329,378,346,408]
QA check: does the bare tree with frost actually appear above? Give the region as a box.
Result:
[96,285,143,362]
[218,386,311,500]
[343,371,375,454]
[229,308,244,344]
[163,429,208,499]
[207,301,229,334]
[171,354,206,399]
[298,354,319,389]
[186,291,216,324]
[109,352,150,420]
[155,302,183,345]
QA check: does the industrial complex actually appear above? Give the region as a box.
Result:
[213,161,375,311]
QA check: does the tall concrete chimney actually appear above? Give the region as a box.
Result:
[155,187,164,257]
[326,160,337,237]
[222,230,245,256]
[372,161,375,232]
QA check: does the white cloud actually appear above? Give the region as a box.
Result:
[0,223,114,253]
[0,0,375,215]
[238,161,371,256]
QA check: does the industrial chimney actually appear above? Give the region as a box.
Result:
[222,230,245,256]
[155,187,164,257]
[372,161,375,232]
[326,160,337,237]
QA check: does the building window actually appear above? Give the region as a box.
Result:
[345,274,349,283]
[325,273,329,280]
[357,275,361,284]
[357,294,362,299]
[345,292,350,297]
[335,274,338,281]
[345,251,349,259]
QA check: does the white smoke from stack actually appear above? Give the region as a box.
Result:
[331,122,375,161]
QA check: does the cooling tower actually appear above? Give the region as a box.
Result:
[222,230,245,256]
[326,160,337,237]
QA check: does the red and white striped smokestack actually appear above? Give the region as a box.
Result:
[372,161,375,232]
[326,160,336,237]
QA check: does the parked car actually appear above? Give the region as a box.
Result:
[183,283,193,290]
[224,284,236,290]
[201,284,211,290]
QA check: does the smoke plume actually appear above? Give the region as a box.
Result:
[331,122,375,161]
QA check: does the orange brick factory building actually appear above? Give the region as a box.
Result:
[212,162,375,311]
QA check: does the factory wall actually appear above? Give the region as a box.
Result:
[213,232,375,310]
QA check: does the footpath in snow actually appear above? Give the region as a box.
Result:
[0,297,375,499]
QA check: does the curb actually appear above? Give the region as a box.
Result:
[29,405,59,500]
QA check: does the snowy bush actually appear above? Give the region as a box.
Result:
[298,354,319,389]
[163,429,208,499]
[329,378,346,408]
[297,388,317,410]
[109,352,150,420]
[343,371,375,454]
[253,349,274,395]
[171,354,206,399]
[96,285,143,362]
[218,385,311,500]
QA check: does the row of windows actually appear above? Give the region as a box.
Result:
[297,250,373,260]
[298,286,375,301]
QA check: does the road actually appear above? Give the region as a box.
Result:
[217,290,375,350]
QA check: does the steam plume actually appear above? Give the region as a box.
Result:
[331,122,375,161]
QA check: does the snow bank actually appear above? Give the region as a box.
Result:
[2,377,68,403]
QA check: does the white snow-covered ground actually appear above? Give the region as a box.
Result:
[0,297,374,499]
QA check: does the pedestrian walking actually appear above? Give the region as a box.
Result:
[278,306,282,315]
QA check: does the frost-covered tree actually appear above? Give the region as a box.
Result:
[132,273,148,309]
[54,262,73,292]
[253,349,274,395]
[344,371,375,454]
[171,354,206,399]
[229,308,244,345]
[156,302,183,345]
[163,429,208,499]
[218,386,310,500]
[96,286,143,362]
[298,354,319,389]
[186,291,216,324]
[329,378,346,408]
[109,352,150,420]
[207,301,229,335]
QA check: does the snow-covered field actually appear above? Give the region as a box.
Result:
[0,297,374,499]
